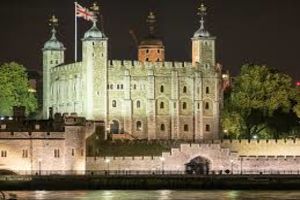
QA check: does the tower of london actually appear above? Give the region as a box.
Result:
[42,4,223,141]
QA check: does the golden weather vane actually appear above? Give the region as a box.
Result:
[90,2,100,15]
[49,14,58,28]
[146,11,156,35]
[197,2,207,17]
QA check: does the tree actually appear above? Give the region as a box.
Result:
[0,62,37,116]
[222,64,300,139]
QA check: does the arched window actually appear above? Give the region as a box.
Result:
[136,121,142,131]
[133,84,137,90]
[120,84,123,89]
[117,84,120,89]
[137,100,141,108]
[160,102,164,109]
[184,124,189,131]
[205,124,210,132]
[183,102,187,110]
[112,100,117,107]
[198,103,200,109]
[183,86,187,93]
[160,124,165,131]
[206,87,210,94]
[110,84,113,89]
[205,102,209,110]
[160,85,164,93]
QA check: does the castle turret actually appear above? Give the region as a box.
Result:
[138,12,165,62]
[82,17,108,121]
[191,3,215,67]
[42,15,65,119]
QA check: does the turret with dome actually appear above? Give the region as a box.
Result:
[138,11,165,62]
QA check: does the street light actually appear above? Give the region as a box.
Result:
[38,158,42,175]
[160,157,165,174]
[105,158,110,174]
[240,157,243,175]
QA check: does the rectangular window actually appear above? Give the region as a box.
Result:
[1,150,7,157]
[206,124,210,132]
[72,149,75,156]
[22,150,28,158]
[54,149,60,158]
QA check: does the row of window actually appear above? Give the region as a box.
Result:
[112,100,211,110]
[1,149,83,158]
[107,84,124,90]
[145,49,162,54]
[160,85,210,94]
[135,121,211,132]
[106,84,211,94]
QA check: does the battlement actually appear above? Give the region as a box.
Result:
[50,62,82,73]
[0,131,65,139]
[108,60,193,69]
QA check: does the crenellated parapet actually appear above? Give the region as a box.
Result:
[50,62,82,73]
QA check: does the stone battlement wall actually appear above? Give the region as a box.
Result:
[0,131,65,139]
[86,141,300,172]
[50,62,82,73]
[219,139,300,156]
[108,60,193,69]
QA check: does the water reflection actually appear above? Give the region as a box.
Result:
[4,190,300,199]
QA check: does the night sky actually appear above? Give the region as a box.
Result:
[1,0,300,80]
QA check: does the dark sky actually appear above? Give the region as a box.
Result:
[1,0,300,80]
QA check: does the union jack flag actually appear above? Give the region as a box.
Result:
[75,2,95,21]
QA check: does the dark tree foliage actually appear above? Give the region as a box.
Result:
[222,64,300,139]
[0,62,37,116]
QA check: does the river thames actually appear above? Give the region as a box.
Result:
[3,190,300,199]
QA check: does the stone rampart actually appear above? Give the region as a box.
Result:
[87,141,300,173]
[50,62,82,73]
[108,60,193,69]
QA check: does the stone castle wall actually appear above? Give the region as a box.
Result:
[0,117,97,174]
[87,140,300,173]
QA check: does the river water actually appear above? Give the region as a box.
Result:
[2,190,300,200]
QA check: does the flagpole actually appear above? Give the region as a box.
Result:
[74,1,78,62]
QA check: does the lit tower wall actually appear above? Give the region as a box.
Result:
[192,3,220,140]
[42,15,65,119]
[82,20,108,120]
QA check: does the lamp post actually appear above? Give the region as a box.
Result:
[160,157,165,174]
[38,159,42,175]
[106,127,110,140]
[105,158,110,174]
[240,157,243,175]
[230,160,233,175]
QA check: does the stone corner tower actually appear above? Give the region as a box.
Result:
[192,3,221,140]
[82,20,108,121]
[42,15,65,119]
[191,3,216,68]
[138,11,165,62]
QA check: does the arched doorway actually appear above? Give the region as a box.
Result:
[110,120,119,134]
[185,156,210,175]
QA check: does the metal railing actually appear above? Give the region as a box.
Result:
[3,170,300,176]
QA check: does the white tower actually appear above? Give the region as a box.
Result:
[42,15,65,119]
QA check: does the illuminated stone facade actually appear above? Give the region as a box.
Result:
[0,113,97,174]
[42,13,222,140]
[87,140,300,174]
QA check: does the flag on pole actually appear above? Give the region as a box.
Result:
[75,2,96,21]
